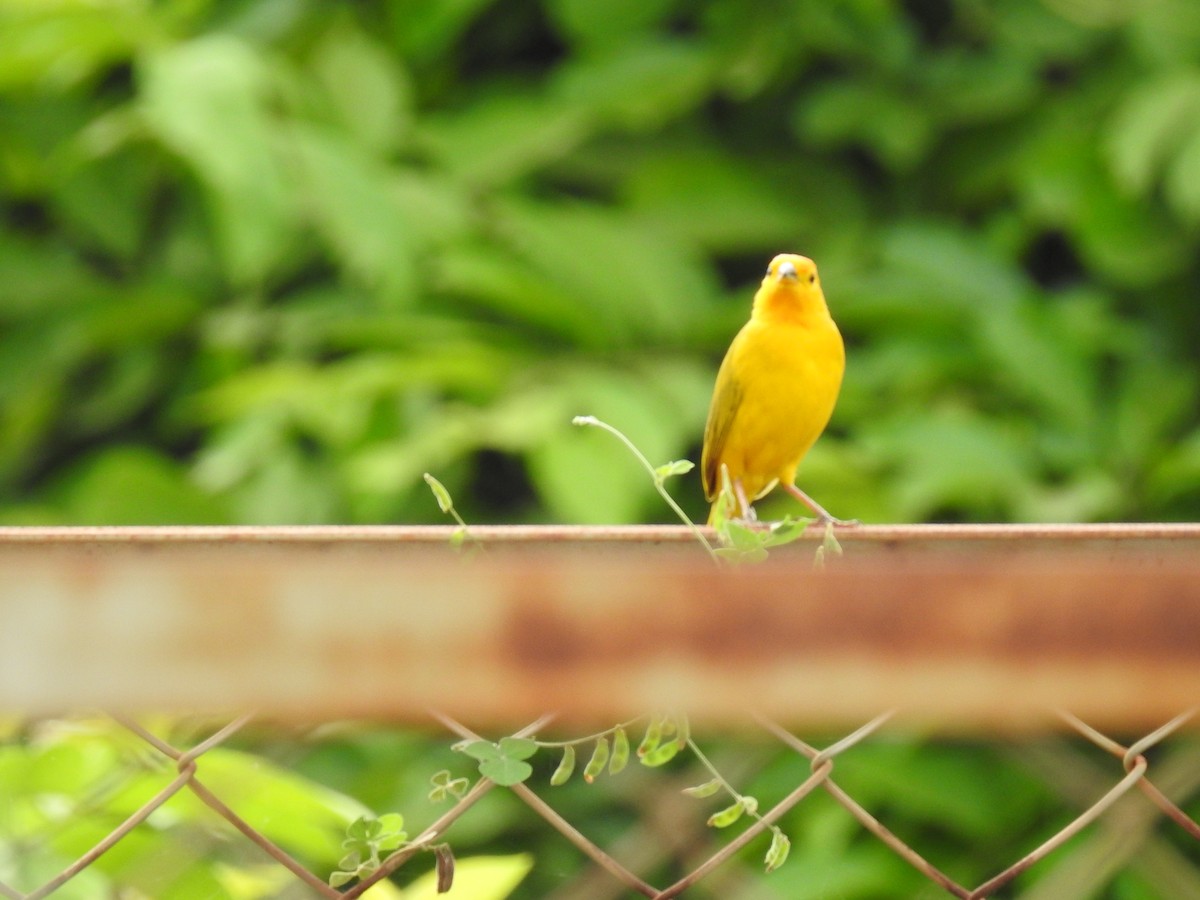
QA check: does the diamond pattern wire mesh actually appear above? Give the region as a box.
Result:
[2,709,1196,899]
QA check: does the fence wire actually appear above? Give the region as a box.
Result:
[1,709,1196,899]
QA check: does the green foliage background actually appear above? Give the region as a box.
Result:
[5,0,1200,527]
[2,0,1199,897]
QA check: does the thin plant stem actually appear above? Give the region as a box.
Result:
[686,739,743,803]
[687,738,784,838]
[572,416,716,561]
[423,473,483,551]
[535,715,648,748]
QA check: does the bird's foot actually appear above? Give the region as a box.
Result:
[782,483,857,527]
[814,514,859,528]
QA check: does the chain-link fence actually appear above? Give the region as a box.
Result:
[1,709,1197,898]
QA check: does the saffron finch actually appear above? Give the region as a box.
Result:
[701,253,847,525]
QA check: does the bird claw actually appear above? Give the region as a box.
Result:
[816,515,859,528]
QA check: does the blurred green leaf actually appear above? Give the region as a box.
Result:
[552,39,713,130]
[921,48,1037,124]
[1107,72,1200,199]
[1164,124,1200,221]
[171,747,367,863]
[311,20,412,153]
[1149,427,1200,509]
[0,2,152,90]
[432,244,604,346]
[796,80,934,170]
[880,221,1026,310]
[1017,123,1191,285]
[54,446,230,525]
[1111,356,1197,468]
[623,149,817,252]
[51,147,156,262]
[862,408,1034,521]
[977,302,1096,430]
[546,0,676,49]
[499,198,716,344]
[291,125,416,304]
[139,35,294,283]
[1129,0,1200,66]
[426,95,588,186]
[386,0,498,64]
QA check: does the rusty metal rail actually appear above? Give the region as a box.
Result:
[1,524,1197,728]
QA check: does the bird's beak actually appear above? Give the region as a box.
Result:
[778,261,798,282]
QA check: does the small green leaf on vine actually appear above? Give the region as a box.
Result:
[637,716,664,758]
[609,727,630,774]
[765,830,791,872]
[640,740,681,768]
[458,738,536,786]
[682,778,722,798]
[429,769,470,802]
[655,459,694,480]
[550,745,576,786]
[583,737,610,783]
[707,800,748,828]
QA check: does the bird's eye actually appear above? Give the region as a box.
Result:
[808,274,816,284]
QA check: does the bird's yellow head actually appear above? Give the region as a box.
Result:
[752,253,830,324]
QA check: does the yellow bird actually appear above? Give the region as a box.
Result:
[701,253,847,525]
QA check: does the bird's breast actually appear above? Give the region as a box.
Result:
[732,317,844,406]
[725,317,844,473]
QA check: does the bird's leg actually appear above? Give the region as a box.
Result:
[783,483,858,527]
[733,479,757,522]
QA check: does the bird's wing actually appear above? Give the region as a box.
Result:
[701,364,744,501]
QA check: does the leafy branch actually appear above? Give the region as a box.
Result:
[684,739,791,871]
[446,712,791,874]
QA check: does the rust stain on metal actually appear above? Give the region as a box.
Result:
[494,554,1200,670]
